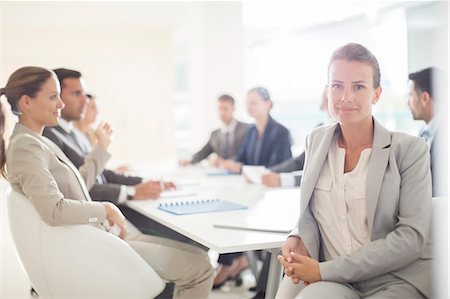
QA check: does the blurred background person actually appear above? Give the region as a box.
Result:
[217,87,292,173]
[261,86,334,187]
[179,94,249,167]
[74,93,132,174]
[408,67,446,197]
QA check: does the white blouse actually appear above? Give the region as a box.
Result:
[311,135,372,260]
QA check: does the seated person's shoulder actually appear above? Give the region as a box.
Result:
[308,122,335,139]
[390,131,428,155]
[7,132,48,158]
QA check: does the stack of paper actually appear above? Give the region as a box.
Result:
[242,165,270,185]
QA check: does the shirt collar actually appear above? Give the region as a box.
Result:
[58,118,74,134]
[221,119,237,134]
[423,113,443,138]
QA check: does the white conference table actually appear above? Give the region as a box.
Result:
[126,164,300,298]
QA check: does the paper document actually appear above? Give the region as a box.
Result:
[242,165,270,184]
[158,199,247,215]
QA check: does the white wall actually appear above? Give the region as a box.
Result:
[0,1,244,166]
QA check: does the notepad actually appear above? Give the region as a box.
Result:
[158,199,247,215]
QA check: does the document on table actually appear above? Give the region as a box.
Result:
[242,165,270,184]
[158,199,247,215]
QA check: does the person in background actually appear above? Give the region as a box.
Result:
[217,87,293,173]
[1,66,214,299]
[179,94,249,166]
[73,93,98,146]
[261,87,332,187]
[408,67,446,197]
[276,43,432,299]
[213,87,293,288]
[74,93,132,174]
[43,68,174,205]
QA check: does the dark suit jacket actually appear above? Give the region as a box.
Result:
[270,152,305,186]
[191,121,250,164]
[43,125,142,204]
[236,116,292,167]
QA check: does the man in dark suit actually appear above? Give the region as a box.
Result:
[43,68,172,205]
[179,94,249,166]
[408,67,447,197]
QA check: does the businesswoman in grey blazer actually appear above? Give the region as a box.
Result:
[276,43,432,299]
[0,67,213,299]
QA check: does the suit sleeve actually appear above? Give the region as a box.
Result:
[88,170,142,203]
[236,133,248,164]
[7,138,106,226]
[89,183,122,204]
[268,128,292,166]
[102,169,142,185]
[319,138,432,282]
[270,152,305,173]
[78,145,111,189]
[191,134,214,164]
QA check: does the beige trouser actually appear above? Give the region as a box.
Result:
[125,221,214,299]
[275,273,425,299]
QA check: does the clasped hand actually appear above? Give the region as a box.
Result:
[278,237,322,285]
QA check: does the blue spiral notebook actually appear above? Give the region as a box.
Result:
[158,199,247,215]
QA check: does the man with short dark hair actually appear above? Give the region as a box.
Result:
[408,67,446,196]
[180,94,249,166]
[44,68,173,204]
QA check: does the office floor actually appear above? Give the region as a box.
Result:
[0,188,256,299]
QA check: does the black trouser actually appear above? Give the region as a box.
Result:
[217,252,244,266]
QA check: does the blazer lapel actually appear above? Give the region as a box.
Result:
[300,123,338,215]
[40,136,93,202]
[366,119,391,233]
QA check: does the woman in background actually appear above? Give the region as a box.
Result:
[73,93,131,174]
[74,93,98,146]
[218,86,292,173]
[213,87,293,287]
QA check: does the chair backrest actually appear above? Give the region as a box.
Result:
[7,188,165,298]
[431,196,448,298]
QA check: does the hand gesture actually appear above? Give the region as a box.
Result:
[103,202,127,239]
[94,121,113,150]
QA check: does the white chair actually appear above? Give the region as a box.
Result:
[431,196,448,298]
[6,188,165,298]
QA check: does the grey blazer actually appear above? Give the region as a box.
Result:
[191,120,250,164]
[291,119,433,298]
[270,152,305,186]
[43,125,142,204]
[6,123,109,226]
